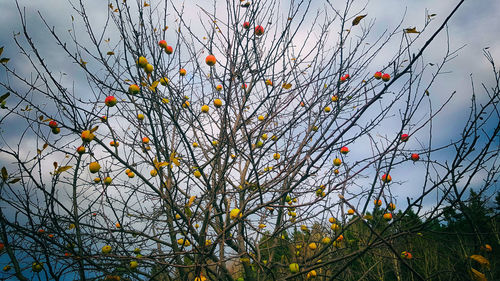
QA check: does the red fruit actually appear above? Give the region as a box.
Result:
[48,120,58,129]
[0,243,4,251]
[401,251,413,259]
[105,96,117,107]
[381,174,392,183]
[76,146,86,155]
[411,153,420,161]
[243,21,250,29]
[344,74,350,80]
[374,72,382,79]
[254,25,264,36]
[205,55,216,66]
[165,45,173,54]
[382,73,391,81]
[241,83,247,89]
[340,146,349,154]
[340,76,346,83]
[158,40,167,48]
[401,134,409,142]
[383,213,393,220]
[100,116,107,122]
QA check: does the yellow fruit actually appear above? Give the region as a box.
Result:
[230,208,241,220]
[195,223,200,228]
[194,275,207,281]
[329,217,335,223]
[110,141,119,147]
[205,240,212,246]
[322,237,331,244]
[307,270,317,279]
[216,84,223,91]
[259,223,266,229]
[144,64,154,73]
[331,95,338,102]
[258,115,265,121]
[201,105,209,113]
[347,209,355,215]
[273,153,280,160]
[89,162,101,173]
[331,223,339,231]
[388,203,396,210]
[289,263,299,273]
[308,243,317,250]
[129,261,138,270]
[81,130,95,142]
[137,56,148,67]
[192,142,199,148]
[177,238,190,246]
[32,262,43,273]
[103,177,112,185]
[159,77,169,86]
[212,140,218,146]
[193,170,201,178]
[301,225,308,232]
[175,214,181,220]
[182,101,190,108]
[333,158,342,166]
[150,170,158,177]
[128,84,140,94]
[102,245,112,254]
[213,99,222,108]
[137,113,145,120]
[324,106,331,112]
[93,177,101,183]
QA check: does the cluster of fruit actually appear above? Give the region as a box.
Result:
[158,40,174,55]
[373,71,391,81]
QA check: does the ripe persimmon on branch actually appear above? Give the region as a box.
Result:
[0,0,498,280]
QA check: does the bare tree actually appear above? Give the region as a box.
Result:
[0,0,498,280]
